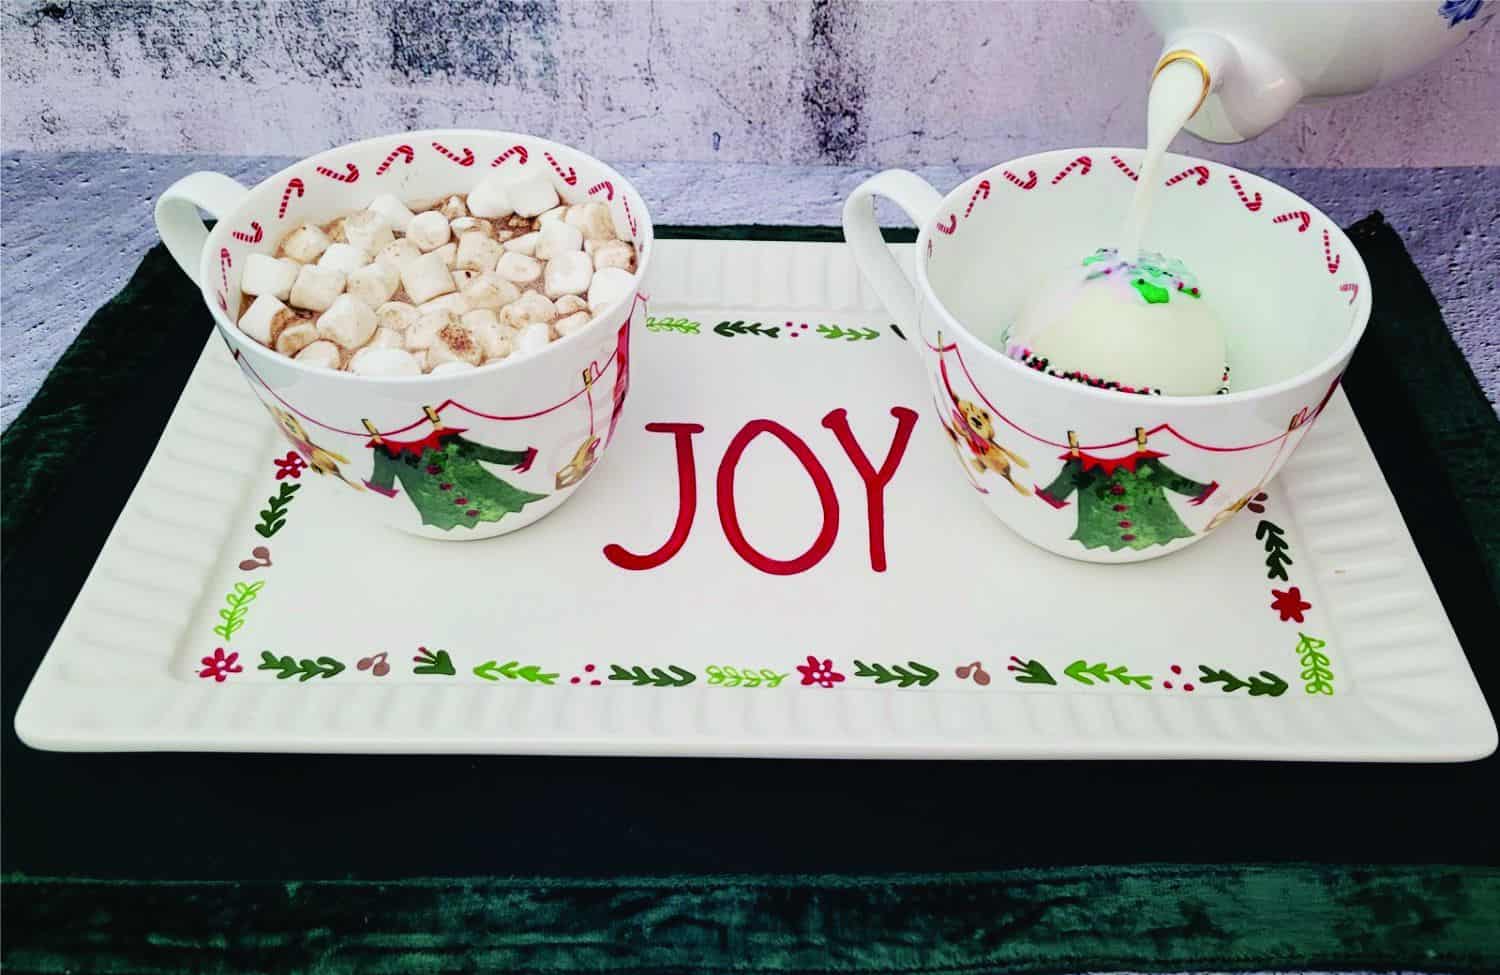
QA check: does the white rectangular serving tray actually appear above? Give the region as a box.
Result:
[16,239,1496,760]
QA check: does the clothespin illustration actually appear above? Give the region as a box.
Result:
[582,365,597,389]
[1066,430,1080,458]
[423,405,443,430]
[361,418,383,446]
[1135,426,1148,450]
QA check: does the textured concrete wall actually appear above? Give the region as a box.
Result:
[2,0,1497,167]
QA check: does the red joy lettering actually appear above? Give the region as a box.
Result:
[603,423,704,571]
[821,407,917,573]
[717,420,839,576]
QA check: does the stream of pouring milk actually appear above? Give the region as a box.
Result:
[1120,59,1208,261]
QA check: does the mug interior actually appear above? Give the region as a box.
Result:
[922,148,1371,398]
[200,129,654,382]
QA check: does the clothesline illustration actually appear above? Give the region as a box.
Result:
[928,331,1327,454]
[231,347,618,439]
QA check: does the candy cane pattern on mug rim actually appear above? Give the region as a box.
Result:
[219,247,232,293]
[544,151,578,186]
[315,163,359,183]
[231,221,263,244]
[1340,282,1359,305]
[492,145,528,167]
[1051,156,1092,184]
[622,195,638,239]
[1003,169,1037,190]
[964,179,990,218]
[1322,229,1341,275]
[1165,165,1210,187]
[588,180,615,201]
[279,178,304,219]
[1273,210,1311,233]
[1227,173,1263,211]
[376,144,414,175]
[936,214,957,235]
[431,141,475,167]
[1110,155,1139,181]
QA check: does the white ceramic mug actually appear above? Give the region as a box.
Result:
[843,147,1371,563]
[155,129,653,540]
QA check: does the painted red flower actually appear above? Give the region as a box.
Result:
[797,655,845,688]
[1271,587,1311,623]
[199,647,242,682]
[274,451,308,480]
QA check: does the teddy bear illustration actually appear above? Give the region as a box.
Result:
[942,397,1031,496]
[271,407,362,491]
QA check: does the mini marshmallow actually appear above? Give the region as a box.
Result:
[376,301,419,332]
[399,252,456,304]
[512,321,552,357]
[466,174,514,218]
[295,340,342,370]
[503,232,539,256]
[407,210,452,252]
[274,321,319,357]
[566,202,616,241]
[279,223,331,263]
[241,254,300,301]
[495,252,542,286]
[455,231,504,272]
[375,238,423,273]
[440,195,468,220]
[537,205,568,227]
[367,193,415,234]
[406,306,457,351]
[592,240,635,272]
[450,217,493,237]
[430,361,478,375]
[555,294,588,317]
[316,294,377,350]
[288,264,347,312]
[342,210,395,255]
[318,242,371,275]
[554,311,592,338]
[544,251,593,298]
[422,292,472,318]
[588,266,635,312]
[369,326,406,349]
[535,220,584,261]
[350,345,423,377]
[238,294,296,347]
[462,272,522,311]
[347,261,400,307]
[462,309,512,360]
[500,291,556,330]
[507,173,559,218]
[433,242,458,268]
[427,321,484,367]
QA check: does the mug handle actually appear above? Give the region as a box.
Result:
[841,169,943,343]
[153,172,252,280]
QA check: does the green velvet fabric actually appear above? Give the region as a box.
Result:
[5,867,1500,973]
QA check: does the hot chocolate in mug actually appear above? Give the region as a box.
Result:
[842,147,1371,563]
[154,129,654,541]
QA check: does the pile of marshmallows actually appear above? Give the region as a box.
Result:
[235,172,636,377]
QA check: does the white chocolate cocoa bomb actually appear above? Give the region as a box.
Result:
[1005,249,1228,396]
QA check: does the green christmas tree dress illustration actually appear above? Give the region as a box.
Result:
[1035,429,1217,552]
[362,410,545,531]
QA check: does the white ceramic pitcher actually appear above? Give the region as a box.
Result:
[1143,0,1492,142]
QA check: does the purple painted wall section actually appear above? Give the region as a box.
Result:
[1,1,1496,166]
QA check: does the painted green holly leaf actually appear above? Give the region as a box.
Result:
[851,660,939,688]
